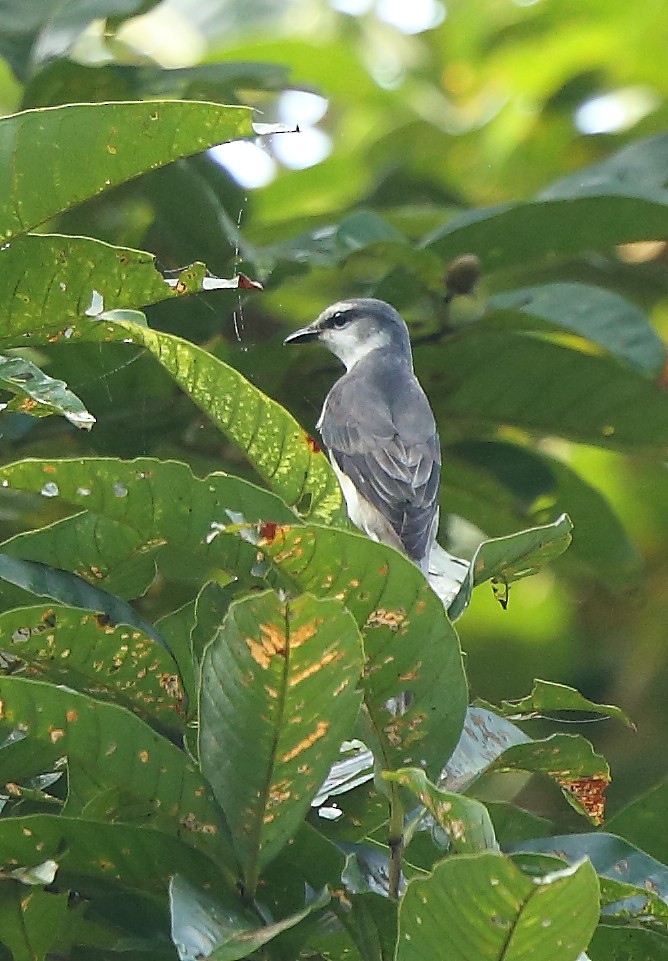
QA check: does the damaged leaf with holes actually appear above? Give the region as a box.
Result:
[0,603,185,737]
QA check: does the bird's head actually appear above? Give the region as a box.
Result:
[284,298,412,370]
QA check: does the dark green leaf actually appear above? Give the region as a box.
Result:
[397,851,599,961]
[486,283,665,376]
[424,193,668,272]
[0,883,67,961]
[515,833,668,913]
[420,329,668,450]
[589,926,668,961]
[0,815,227,897]
[606,776,668,867]
[0,552,168,651]
[199,590,363,891]
[169,874,328,961]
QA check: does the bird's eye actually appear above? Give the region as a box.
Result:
[331,312,348,329]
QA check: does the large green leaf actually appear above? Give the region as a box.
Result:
[0,677,233,870]
[0,603,185,736]
[0,457,296,591]
[0,352,94,429]
[420,330,668,450]
[0,234,251,347]
[424,193,668,272]
[67,322,345,523]
[397,851,599,961]
[257,523,468,779]
[0,100,252,240]
[486,283,666,376]
[199,590,363,892]
[2,513,159,600]
[0,815,228,898]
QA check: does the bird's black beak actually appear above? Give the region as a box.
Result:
[284,324,320,346]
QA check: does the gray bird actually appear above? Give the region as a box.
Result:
[284,298,441,576]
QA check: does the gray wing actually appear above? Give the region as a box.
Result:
[320,362,440,562]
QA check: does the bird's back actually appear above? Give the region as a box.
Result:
[319,348,440,566]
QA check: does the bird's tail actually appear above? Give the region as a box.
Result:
[427,541,470,610]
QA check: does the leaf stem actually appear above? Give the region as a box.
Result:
[387,783,404,900]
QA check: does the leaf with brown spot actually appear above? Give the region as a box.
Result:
[199,590,363,895]
[383,767,497,854]
[487,732,610,824]
[259,525,467,779]
[0,604,186,738]
[0,676,235,873]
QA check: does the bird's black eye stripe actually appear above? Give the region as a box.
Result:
[329,311,349,329]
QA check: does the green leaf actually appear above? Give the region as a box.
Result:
[0,677,233,870]
[606,776,668,867]
[488,734,610,824]
[477,679,634,729]
[397,851,599,961]
[0,101,252,240]
[486,283,666,376]
[0,234,252,347]
[448,515,573,620]
[0,456,296,593]
[0,552,168,652]
[0,883,67,961]
[424,193,668,272]
[420,329,668,450]
[169,873,329,961]
[589,926,668,961]
[0,815,227,898]
[68,322,345,523]
[0,352,94,429]
[383,768,498,854]
[199,590,363,892]
[257,524,468,779]
[445,440,642,588]
[0,603,185,736]
[542,133,668,200]
[515,832,668,911]
[3,512,159,600]
[485,802,553,848]
[338,892,397,961]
